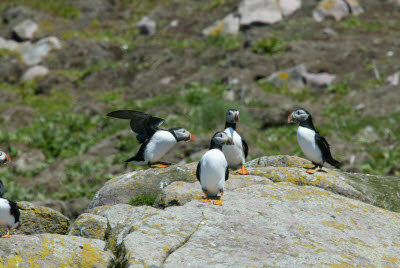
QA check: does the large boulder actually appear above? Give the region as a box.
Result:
[0,234,114,267]
[88,163,198,208]
[78,156,400,266]
[0,201,70,236]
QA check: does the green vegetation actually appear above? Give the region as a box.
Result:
[251,37,286,55]
[0,0,81,18]
[128,194,157,206]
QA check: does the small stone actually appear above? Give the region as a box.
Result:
[323,27,338,36]
[12,19,38,41]
[346,0,364,15]
[386,72,399,86]
[170,19,179,27]
[18,37,62,65]
[264,64,307,90]
[302,72,336,87]
[202,13,240,36]
[160,76,174,85]
[13,148,46,171]
[21,65,49,81]
[137,16,156,35]
[239,0,283,26]
[313,0,350,22]
[387,51,394,57]
[0,37,20,51]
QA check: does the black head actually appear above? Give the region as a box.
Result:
[0,151,11,165]
[288,108,311,124]
[226,109,240,124]
[169,127,194,142]
[210,131,234,150]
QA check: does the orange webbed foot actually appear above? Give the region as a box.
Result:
[199,198,211,203]
[236,165,249,175]
[213,200,223,206]
[150,164,170,168]
[306,169,316,174]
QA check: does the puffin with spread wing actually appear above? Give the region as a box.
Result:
[107,110,194,168]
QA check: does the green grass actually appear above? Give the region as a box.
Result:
[128,194,157,206]
[1,0,81,18]
[251,37,286,55]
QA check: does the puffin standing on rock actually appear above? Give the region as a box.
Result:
[222,109,249,175]
[0,151,19,238]
[197,131,233,206]
[0,198,20,238]
[107,110,194,168]
[288,108,340,174]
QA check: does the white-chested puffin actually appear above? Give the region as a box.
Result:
[288,108,340,174]
[0,151,11,198]
[222,109,249,175]
[197,131,233,206]
[0,198,20,238]
[107,110,194,168]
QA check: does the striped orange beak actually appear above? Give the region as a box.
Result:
[235,114,240,122]
[287,112,293,123]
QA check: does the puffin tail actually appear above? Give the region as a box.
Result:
[327,157,341,169]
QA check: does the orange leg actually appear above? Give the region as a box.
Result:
[199,191,211,203]
[149,161,171,168]
[213,192,224,206]
[1,227,10,238]
[235,165,249,175]
[153,161,171,165]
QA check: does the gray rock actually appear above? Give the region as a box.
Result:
[278,0,302,17]
[346,0,364,15]
[0,37,20,51]
[0,201,70,236]
[202,13,240,36]
[69,213,108,240]
[88,163,198,208]
[13,148,46,172]
[12,19,38,41]
[239,0,283,26]
[263,64,335,90]
[0,234,114,267]
[313,0,362,22]
[386,72,399,86]
[136,16,156,35]
[21,65,49,81]
[18,36,62,65]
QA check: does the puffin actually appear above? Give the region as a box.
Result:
[196,131,233,206]
[222,109,249,175]
[0,151,11,197]
[288,108,340,174]
[107,110,194,168]
[0,198,20,238]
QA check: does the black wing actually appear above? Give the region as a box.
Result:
[225,166,229,181]
[196,162,201,182]
[315,132,340,168]
[242,138,249,159]
[8,199,20,223]
[0,180,4,197]
[107,110,165,143]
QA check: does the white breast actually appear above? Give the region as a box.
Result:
[222,127,244,169]
[297,126,323,165]
[199,149,227,196]
[0,198,15,227]
[144,130,177,164]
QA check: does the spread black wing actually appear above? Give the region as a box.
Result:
[196,162,201,182]
[225,166,229,181]
[242,138,249,159]
[315,132,340,168]
[107,110,165,143]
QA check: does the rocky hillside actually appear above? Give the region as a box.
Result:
[0,0,399,217]
[2,155,400,267]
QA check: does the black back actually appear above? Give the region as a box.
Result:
[107,110,165,143]
[242,139,249,158]
[8,199,20,224]
[125,139,150,163]
[0,180,4,197]
[299,115,316,131]
[196,162,201,182]
[314,133,340,168]
[225,121,236,130]
[225,166,229,181]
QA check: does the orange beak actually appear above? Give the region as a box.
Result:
[287,113,293,123]
[189,133,195,142]
[6,153,11,162]
[236,114,240,122]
